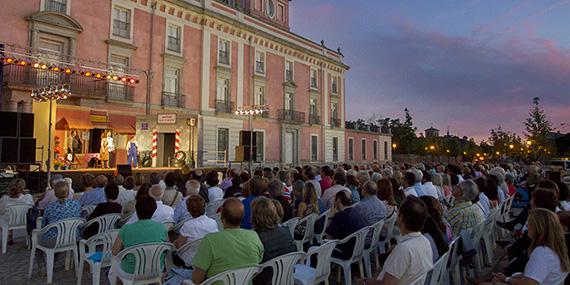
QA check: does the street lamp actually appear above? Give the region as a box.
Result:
[31,84,71,189]
[235,105,269,171]
[509,144,514,149]
[392,143,397,149]
[186,117,196,168]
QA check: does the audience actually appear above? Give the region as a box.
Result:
[121,183,150,222]
[223,175,243,199]
[78,175,108,207]
[37,174,75,209]
[173,180,201,224]
[447,179,485,236]
[0,179,33,245]
[82,183,122,238]
[41,181,81,243]
[402,172,419,197]
[354,181,387,226]
[127,185,174,226]
[268,179,293,222]
[116,176,136,205]
[325,191,366,259]
[162,172,182,207]
[421,170,439,198]
[191,198,263,284]
[321,171,351,209]
[346,171,362,204]
[304,168,322,198]
[377,178,397,219]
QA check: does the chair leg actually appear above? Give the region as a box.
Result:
[1,227,8,254]
[76,258,84,285]
[46,250,55,284]
[72,248,80,276]
[363,253,372,278]
[342,264,352,285]
[28,247,36,279]
[359,261,365,279]
[91,262,101,285]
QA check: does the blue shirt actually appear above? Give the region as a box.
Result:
[173,196,191,224]
[241,195,258,229]
[354,196,387,226]
[413,182,425,197]
[42,199,81,239]
[79,187,106,207]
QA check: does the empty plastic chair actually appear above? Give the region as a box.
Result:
[28,217,85,284]
[109,242,174,285]
[363,219,385,277]
[260,251,305,285]
[82,213,120,236]
[77,229,119,285]
[294,240,338,285]
[183,266,261,285]
[0,204,33,254]
[330,227,368,285]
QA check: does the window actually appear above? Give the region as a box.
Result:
[255,51,265,74]
[266,0,276,18]
[44,0,67,13]
[310,69,318,89]
[310,99,317,116]
[217,128,229,161]
[373,140,378,160]
[332,137,339,162]
[331,76,338,94]
[348,138,354,161]
[110,54,130,74]
[255,85,265,105]
[361,139,367,160]
[384,141,388,160]
[285,92,294,110]
[216,78,230,101]
[37,36,65,83]
[167,24,181,53]
[255,131,264,161]
[331,103,338,119]
[112,6,131,39]
[278,3,285,21]
[108,54,131,100]
[218,39,230,65]
[311,135,318,161]
[163,67,180,94]
[285,61,293,81]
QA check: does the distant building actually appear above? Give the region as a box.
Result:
[425,127,440,138]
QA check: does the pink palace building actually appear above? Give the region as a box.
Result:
[0,0,392,168]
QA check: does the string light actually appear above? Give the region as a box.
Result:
[30,84,71,102]
[1,57,140,84]
[234,105,269,116]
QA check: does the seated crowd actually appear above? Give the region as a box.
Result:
[1,160,569,285]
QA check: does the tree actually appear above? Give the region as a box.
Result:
[524,97,554,159]
[386,108,419,154]
[488,126,524,159]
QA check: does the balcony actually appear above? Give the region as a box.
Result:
[107,82,134,101]
[309,114,321,125]
[215,100,234,113]
[44,0,66,13]
[218,51,230,65]
[331,118,341,128]
[278,109,305,124]
[162,92,185,108]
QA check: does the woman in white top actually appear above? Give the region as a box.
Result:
[488,208,569,285]
[161,172,182,207]
[0,179,34,244]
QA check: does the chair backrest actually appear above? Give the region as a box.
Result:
[41,217,85,248]
[173,218,191,232]
[83,213,120,235]
[446,236,461,272]
[176,238,202,257]
[307,240,338,281]
[81,205,97,217]
[384,212,397,241]
[81,229,120,264]
[215,212,224,231]
[340,227,368,261]
[260,251,305,285]
[425,251,449,285]
[115,242,174,281]
[300,214,317,242]
[313,209,331,236]
[282,217,300,238]
[2,204,33,227]
[470,221,485,247]
[206,199,224,219]
[367,219,385,249]
[196,266,261,285]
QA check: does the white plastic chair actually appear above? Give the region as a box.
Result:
[77,229,119,285]
[294,240,338,285]
[363,219,385,277]
[206,199,224,219]
[260,251,306,285]
[378,212,397,254]
[313,209,331,243]
[173,238,202,268]
[481,208,499,265]
[0,204,33,254]
[444,236,462,285]
[81,205,97,218]
[215,212,224,231]
[468,221,486,276]
[82,213,120,236]
[182,266,261,285]
[424,251,450,285]
[110,242,175,285]
[28,217,85,284]
[330,227,368,285]
[283,217,300,238]
[295,214,317,251]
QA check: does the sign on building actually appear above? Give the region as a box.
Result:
[157,113,176,124]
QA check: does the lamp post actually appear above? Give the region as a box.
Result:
[31,84,70,189]
[186,117,196,169]
[235,105,269,171]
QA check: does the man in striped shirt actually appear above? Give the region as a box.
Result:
[447,179,485,236]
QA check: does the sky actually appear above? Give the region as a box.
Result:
[290,0,570,141]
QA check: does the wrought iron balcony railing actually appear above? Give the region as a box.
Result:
[309,114,321,125]
[215,100,234,113]
[162,91,185,108]
[278,109,305,124]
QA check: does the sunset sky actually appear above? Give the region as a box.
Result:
[290,0,570,141]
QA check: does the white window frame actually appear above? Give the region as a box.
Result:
[284,92,294,110]
[255,84,265,105]
[216,127,230,162]
[310,68,318,89]
[253,129,266,162]
[373,139,379,161]
[255,50,265,75]
[218,38,231,66]
[165,22,183,55]
[216,76,230,101]
[348,137,354,161]
[311,134,319,162]
[163,66,180,94]
[40,0,71,14]
[332,137,339,162]
[285,60,294,81]
[361,138,367,160]
[331,76,338,94]
[110,5,134,43]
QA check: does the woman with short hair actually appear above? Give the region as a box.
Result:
[0,178,33,245]
[41,181,81,245]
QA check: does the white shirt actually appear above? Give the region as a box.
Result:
[560,201,570,212]
[403,186,418,197]
[321,184,351,209]
[0,194,34,212]
[421,182,439,198]
[378,232,433,285]
[524,246,568,285]
[128,201,174,225]
[207,186,223,202]
[177,215,219,265]
[116,189,136,206]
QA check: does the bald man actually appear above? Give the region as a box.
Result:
[192,198,264,284]
[127,185,174,226]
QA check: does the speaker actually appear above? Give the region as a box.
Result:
[0,137,36,163]
[117,164,133,177]
[234,145,257,162]
[239,131,257,146]
[0,112,34,137]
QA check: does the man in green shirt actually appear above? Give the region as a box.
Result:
[192,197,264,284]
